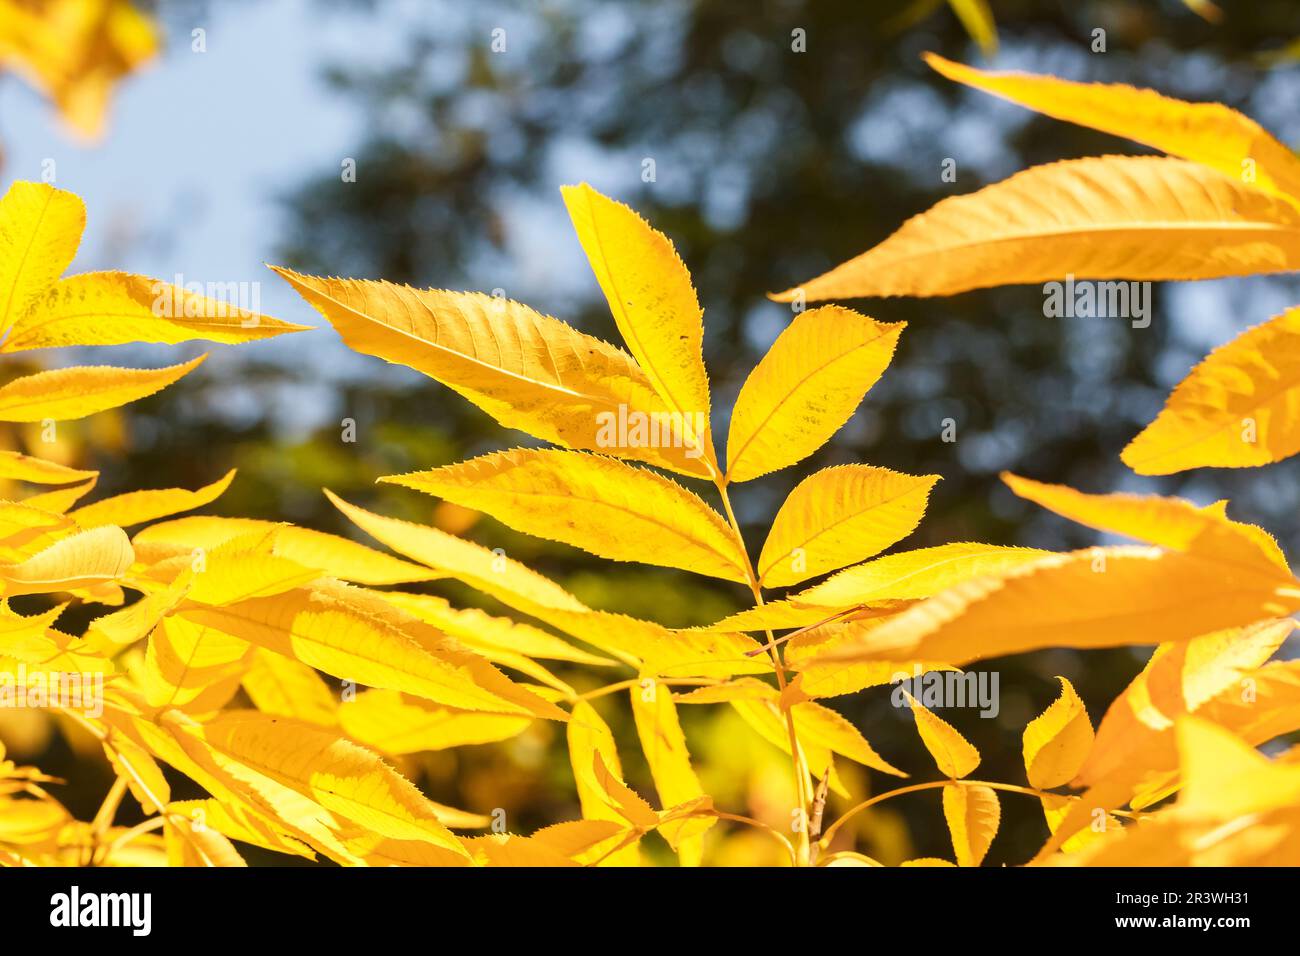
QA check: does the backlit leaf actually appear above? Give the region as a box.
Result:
[758,465,938,587]
[71,469,236,529]
[0,356,207,422]
[1022,676,1093,790]
[630,679,712,864]
[5,271,304,353]
[1003,472,1289,571]
[338,690,530,755]
[904,690,980,778]
[775,157,1300,301]
[270,266,709,477]
[924,54,1300,200]
[943,784,999,866]
[726,307,903,482]
[567,700,642,865]
[0,523,133,596]
[0,182,84,336]
[1122,307,1300,474]
[384,448,747,582]
[133,514,435,586]
[0,450,95,485]
[813,547,1298,668]
[561,183,717,471]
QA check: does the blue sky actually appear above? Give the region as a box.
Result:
[0,0,375,397]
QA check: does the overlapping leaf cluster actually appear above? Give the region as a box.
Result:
[777,58,1300,865]
[6,56,1300,867]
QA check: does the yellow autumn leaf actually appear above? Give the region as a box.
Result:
[164,812,248,867]
[942,784,999,866]
[363,593,578,695]
[104,732,171,813]
[1176,718,1300,821]
[791,542,1053,607]
[567,700,642,865]
[379,591,613,668]
[0,602,69,661]
[240,649,338,726]
[5,271,306,353]
[132,514,435,586]
[269,266,710,478]
[177,583,566,719]
[142,615,252,713]
[0,450,95,484]
[1038,794,1113,854]
[338,689,530,756]
[182,540,321,605]
[20,477,96,514]
[525,819,630,866]
[0,355,207,422]
[151,708,472,865]
[1046,720,1300,867]
[899,857,956,867]
[561,183,717,470]
[945,0,996,57]
[1034,647,1300,863]
[672,680,777,705]
[0,796,70,845]
[383,448,748,582]
[1003,472,1289,572]
[1181,0,1222,23]
[0,522,133,596]
[588,749,665,831]
[904,690,980,778]
[166,799,314,861]
[774,156,1300,302]
[1122,307,1300,474]
[758,465,938,587]
[923,53,1300,200]
[325,490,586,612]
[1042,653,1300,856]
[1075,618,1294,794]
[0,181,298,428]
[792,695,904,777]
[677,677,904,776]
[1022,676,1093,790]
[83,572,191,651]
[0,499,71,544]
[698,599,865,634]
[366,590,574,697]
[630,679,712,864]
[459,833,582,867]
[813,546,1298,668]
[2,621,113,676]
[786,616,953,701]
[726,307,903,482]
[164,813,241,867]
[0,181,84,336]
[70,468,236,529]
[328,493,762,678]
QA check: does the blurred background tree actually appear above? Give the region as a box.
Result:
[4,0,1300,864]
